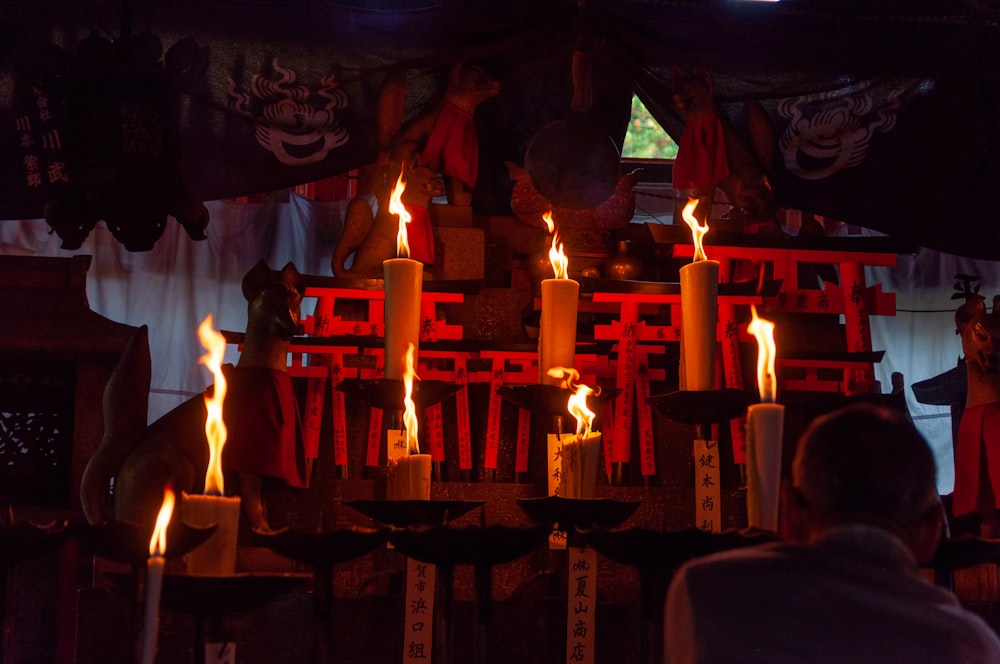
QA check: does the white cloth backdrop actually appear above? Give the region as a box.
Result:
[2,200,997,494]
[0,191,345,423]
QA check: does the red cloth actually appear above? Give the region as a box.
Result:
[404,203,435,264]
[221,365,309,488]
[672,112,730,190]
[419,99,479,189]
[952,402,1000,517]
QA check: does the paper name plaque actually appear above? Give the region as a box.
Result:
[694,438,722,533]
[425,403,446,462]
[455,357,473,470]
[329,355,348,467]
[403,556,436,662]
[515,408,531,474]
[303,375,325,462]
[365,407,383,467]
[566,546,597,664]
[484,363,505,469]
[547,433,568,550]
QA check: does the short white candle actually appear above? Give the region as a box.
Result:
[559,431,603,499]
[180,493,242,575]
[388,453,432,500]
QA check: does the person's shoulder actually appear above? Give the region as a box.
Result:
[675,540,799,580]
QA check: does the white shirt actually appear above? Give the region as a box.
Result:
[664,524,1000,664]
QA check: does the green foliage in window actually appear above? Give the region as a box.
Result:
[622,94,678,160]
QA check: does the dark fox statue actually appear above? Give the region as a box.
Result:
[79,260,306,534]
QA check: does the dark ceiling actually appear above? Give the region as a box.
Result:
[3,0,1000,257]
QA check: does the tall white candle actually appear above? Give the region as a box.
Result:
[140,554,165,664]
[746,403,785,531]
[679,259,719,391]
[141,487,175,664]
[383,258,423,381]
[539,278,580,385]
[678,199,719,392]
[745,306,785,531]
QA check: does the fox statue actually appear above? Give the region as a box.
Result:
[80,260,307,534]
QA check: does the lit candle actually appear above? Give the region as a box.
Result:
[141,486,175,664]
[384,168,423,382]
[539,211,580,386]
[745,305,785,532]
[549,368,602,499]
[181,315,241,575]
[387,343,431,499]
[679,199,719,391]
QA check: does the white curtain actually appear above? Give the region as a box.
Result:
[0,191,345,422]
[868,247,1000,494]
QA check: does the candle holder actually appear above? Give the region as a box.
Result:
[496,384,620,418]
[515,495,639,532]
[646,388,751,426]
[1,521,71,566]
[388,525,550,664]
[247,527,389,664]
[335,378,460,411]
[73,519,217,566]
[345,499,485,529]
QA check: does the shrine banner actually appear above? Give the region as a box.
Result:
[6,1,1000,260]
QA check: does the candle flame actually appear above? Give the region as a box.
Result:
[547,367,597,436]
[402,342,420,454]
[543,211,569,280]
[389,166,411,258]
[198,315,228,496]
[681,198,710,262]
[148,486,175,557]
[747,305,777,402]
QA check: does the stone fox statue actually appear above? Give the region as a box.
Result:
[952,294,1000,535]
[671,66,777,233]
[80,260,307,534]
[331,157,443,278]
[331,63,499,278]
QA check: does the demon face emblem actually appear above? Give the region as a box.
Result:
[228,58,349,166]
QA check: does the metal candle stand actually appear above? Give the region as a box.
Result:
[388,524,550,664]
[516,495,640,663]
[75,520,222,664]
[583,527,776,664]
[247,527,389,664]
[335,377,460,480]
[344,499,488,664]
[497,383,620,484]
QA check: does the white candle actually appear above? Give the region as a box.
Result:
[383,258,423,381]
[559,431,603,499]
[745,305,784,532]
[140,554,165,664]
[679,259,719,391]
[745,402,785,531]
[539,277,580,385]
[141,487,174,664]
[388,452,432,500]
[180,493,242,575]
